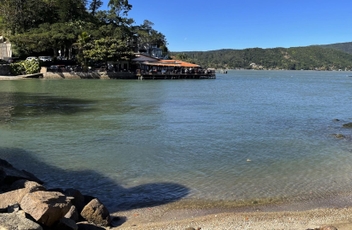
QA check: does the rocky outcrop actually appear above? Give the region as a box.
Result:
[0,158,113,230]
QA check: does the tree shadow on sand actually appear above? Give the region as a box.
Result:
[0,147,190,213]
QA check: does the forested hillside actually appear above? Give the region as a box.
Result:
[172,45,352,70]
[319,42,352,55]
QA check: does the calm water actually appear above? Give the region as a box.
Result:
[1,70,352,211]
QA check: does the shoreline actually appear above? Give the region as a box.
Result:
[112,206,352,230]
[111,196,352,229]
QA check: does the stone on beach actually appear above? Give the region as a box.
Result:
[81,198,111,227]
[20,190,72,227]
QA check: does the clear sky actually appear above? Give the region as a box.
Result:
[101,0,352,52]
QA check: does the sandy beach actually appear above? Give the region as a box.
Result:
[0,75,26,80]
[110,195,352,230]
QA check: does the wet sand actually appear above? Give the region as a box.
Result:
[111,195,352,229]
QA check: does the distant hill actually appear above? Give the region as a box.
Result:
[318,42,352,55]
[171,42,352,70]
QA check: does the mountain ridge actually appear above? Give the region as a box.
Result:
[171,42,352,70]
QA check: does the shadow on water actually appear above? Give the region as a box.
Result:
[0,147,190,213]
[0,92,96,123]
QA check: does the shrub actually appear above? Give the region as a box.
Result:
[9,59,41,75]
[22,59,41,74]
[9,62,25,75]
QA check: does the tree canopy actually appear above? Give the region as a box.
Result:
[0,0,169,65]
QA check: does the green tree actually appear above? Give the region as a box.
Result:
[134,20,168,56]
[84,37,133,63]
[89,0,103,16]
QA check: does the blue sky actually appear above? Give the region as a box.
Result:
[101,0,352,52]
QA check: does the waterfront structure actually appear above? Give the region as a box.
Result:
[132,54,215,80]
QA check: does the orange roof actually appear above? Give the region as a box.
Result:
[141,59,200,68]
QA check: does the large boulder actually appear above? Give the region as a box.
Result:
[0,159,43,187]
[80,198,111,227]
[0,180,45,211]
[20,191,72,227]
[0,210,43,230]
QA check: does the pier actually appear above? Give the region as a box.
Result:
[136,70,216,80]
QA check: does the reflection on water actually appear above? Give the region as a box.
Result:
[1,72,352,210]
[0,92,96,123]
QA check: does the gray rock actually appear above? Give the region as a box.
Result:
[0,210,43,230]
[0,159,43,186]
[53,217,78,230]
[333,133,346,139]
[80,198,111,227]
[20,191,72,227]
[343,122,352,128]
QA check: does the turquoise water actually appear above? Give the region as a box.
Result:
[1,70,352,211]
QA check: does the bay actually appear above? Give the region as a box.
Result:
[1,70,352,211]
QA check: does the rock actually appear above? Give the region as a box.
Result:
[7,203,20,213]
[0,210,43,230]
[53,217,78,230]
[343,122,352,128]
[64,188,85,213]
[76,221,105,230]
[10,179,46,192]
[0,181,45,211]
[20,191,72,227]
[0,159,43,186]
[320,226,338,230]
[333,133,345,139]
[80,198,111,227]
[64,205,80,222]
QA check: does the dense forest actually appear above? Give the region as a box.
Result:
[320,42,352,55]
[0,0,168,67]
[172,43,352,70]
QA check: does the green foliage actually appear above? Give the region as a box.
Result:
[83,37,133,62]
[9,59,40,75]
[171,46,352,70]
[1,0,169,67]
[320,42,352,55]
[9,62,25,75]
[22,59,41,74]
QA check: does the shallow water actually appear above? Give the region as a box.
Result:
[1,70,352,211]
